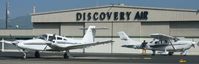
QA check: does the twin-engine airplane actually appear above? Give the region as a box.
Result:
[118,31,196,56]
[0,26,113,59]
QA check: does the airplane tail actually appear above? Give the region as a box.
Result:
[81,26,96,44]
[118,31,141,46]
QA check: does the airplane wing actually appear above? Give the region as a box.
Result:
[65,40,114,49]
[150,33,177,50]
[150,33,179,41]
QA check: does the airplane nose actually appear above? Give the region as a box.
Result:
[191,42,196,48]
[198,42,199,46]
[192,42,196,44]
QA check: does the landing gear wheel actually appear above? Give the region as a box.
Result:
[168,52,174,56]
[151,50,156,56]
[64,52,69,59]
[22,49,27,59]
[35,51,40,58]
[23,53,27,59]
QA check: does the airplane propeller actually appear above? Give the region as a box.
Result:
[197,42,199,46]
[192,44,195,48]
[191,41,197,48]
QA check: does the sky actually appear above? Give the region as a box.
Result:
[0,0,199,19]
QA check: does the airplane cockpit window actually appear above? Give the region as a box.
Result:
[38,35,47,40]
[63,39,67,40]
[164,40,168,43]
[155,41,159,44]
[48,34,56,41]
[57,37,62,40]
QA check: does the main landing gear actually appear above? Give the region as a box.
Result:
[22,49,27,59]
[63,50,71,59]
[168,52,174,56]
[35,51,40,58]
[22,50,41,59]
[152,50,156,56]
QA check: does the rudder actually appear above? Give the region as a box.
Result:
[82,26,96,43]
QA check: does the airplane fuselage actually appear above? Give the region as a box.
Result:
[148,41,193,52]
[16,38,85,51]
[123,40,194,52]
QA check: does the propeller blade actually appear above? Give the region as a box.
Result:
[192,44,195,48]
[197,42,199,46]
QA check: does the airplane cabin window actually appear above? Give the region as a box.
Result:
[49,36,55,41]
[63,39,67,41]
[57,37,62,40]
[164,40,168,43]
[155,41,158,44]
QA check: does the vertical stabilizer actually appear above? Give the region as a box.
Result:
[82,26,96,43]
[118,31,141,45]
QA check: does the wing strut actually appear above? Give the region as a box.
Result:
[168,40,176,50]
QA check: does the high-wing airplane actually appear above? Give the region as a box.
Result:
[118,31,196,56]
[0,26,113,59]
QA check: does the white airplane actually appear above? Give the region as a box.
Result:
[0,26,113,59]
[118,31,196,56]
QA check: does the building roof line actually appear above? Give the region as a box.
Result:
[32,5,198,16]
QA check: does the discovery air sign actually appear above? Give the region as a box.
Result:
[76,11,148,21]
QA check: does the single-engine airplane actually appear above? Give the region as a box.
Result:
[118,31,196,56]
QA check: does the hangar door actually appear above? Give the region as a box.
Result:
[170,21,199,37]
[141,22,170,36]
[33,23,60,36]
[60,22,85,37]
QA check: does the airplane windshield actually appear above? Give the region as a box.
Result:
[37,35,47,40]
[48,34,56,41]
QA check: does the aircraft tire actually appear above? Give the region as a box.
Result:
[152,50,156,56]
[35,51,40,58]
[168,52,174,56]
[64,53,69,59]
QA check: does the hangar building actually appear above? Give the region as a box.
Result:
[1,5,199,54]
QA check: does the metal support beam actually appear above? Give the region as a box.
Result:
[1,39,5,52]
[111,21,113,53]
[5,0,9,29]
[82,25,86,54]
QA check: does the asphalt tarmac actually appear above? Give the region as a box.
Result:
[0,52,198,64]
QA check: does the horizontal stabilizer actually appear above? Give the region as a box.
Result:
[63,40,114,49]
